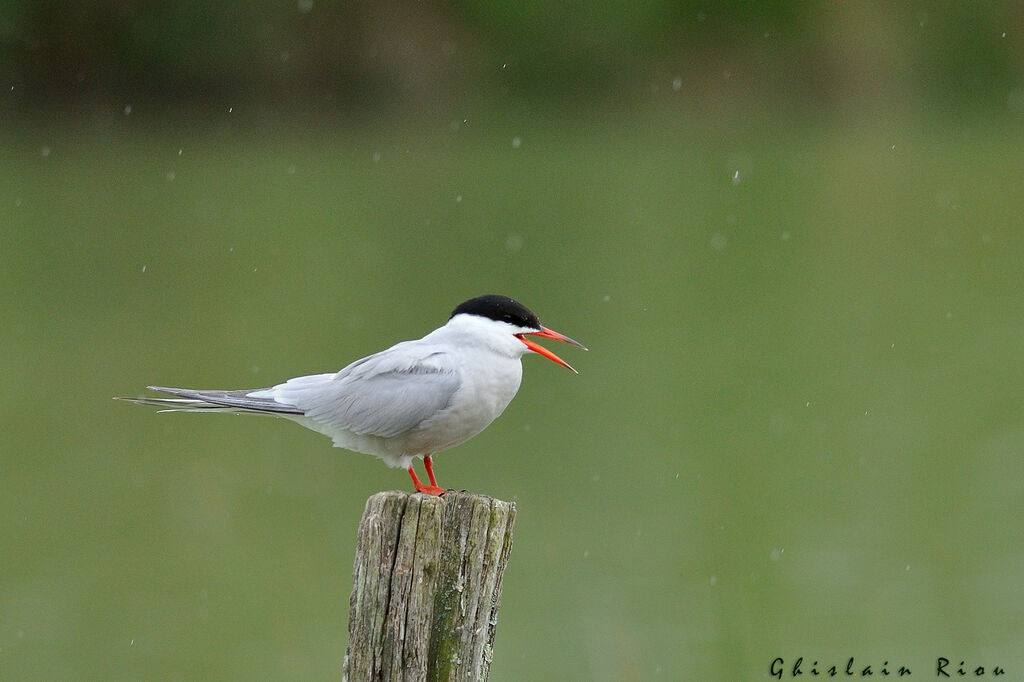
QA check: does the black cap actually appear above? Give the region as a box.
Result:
[450,295,542,330]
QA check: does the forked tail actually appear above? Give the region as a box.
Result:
[115,386,303,415]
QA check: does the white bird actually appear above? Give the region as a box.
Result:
[118,295,585,495]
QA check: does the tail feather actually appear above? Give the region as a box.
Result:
[115,386,303,415]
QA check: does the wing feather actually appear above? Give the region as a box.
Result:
[256,345,461,439]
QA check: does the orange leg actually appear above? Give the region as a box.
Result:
[407,457,444,496]
[424,455,438,487]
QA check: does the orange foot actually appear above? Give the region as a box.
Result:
[414,482,447,496]
[408,462,446,497]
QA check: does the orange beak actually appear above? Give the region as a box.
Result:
[516,327,588,373]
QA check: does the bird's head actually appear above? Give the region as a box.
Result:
[448,295,587,372]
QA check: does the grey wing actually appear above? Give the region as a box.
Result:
[263,348,462,438]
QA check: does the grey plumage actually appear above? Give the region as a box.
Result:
[124,386,303,414]
[116,338,470,468]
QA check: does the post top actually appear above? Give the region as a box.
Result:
[368,489,515,510]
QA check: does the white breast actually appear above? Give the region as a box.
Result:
[404,351,524,457]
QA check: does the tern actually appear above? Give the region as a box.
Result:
[117,294,586,495]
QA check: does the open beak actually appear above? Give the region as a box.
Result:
[516,327,588,373]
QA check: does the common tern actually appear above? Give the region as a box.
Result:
[117,295,586,495]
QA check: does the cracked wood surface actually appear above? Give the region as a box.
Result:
[343,491,516,682]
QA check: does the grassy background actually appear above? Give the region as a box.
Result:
[3,5,1024,678]
[3,100,1024,679]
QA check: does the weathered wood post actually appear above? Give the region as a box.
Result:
[343,490,517,682]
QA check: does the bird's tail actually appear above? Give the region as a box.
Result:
[115,386,303,415]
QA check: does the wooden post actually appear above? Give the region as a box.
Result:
[343,490,517,682]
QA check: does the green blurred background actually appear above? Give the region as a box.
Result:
[3,2,1024,680]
